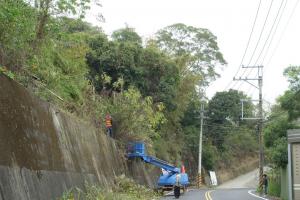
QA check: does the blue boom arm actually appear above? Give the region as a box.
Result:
[142,156,180,173]
[127,142,189,187]
[127,142,180,173]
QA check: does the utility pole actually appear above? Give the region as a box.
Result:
[233,65,264,191]
[198,100,204,187]
[258,72,264,191]
[197,86,206,188]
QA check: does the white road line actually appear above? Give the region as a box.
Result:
[248,190,269,200]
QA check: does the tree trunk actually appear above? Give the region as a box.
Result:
[33,0,51,50]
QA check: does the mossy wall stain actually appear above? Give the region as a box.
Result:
[0,75,153,200]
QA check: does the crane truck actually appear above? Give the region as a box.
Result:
[127,142,189,193]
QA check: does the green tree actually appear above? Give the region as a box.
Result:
[280,90,300,120]
[264,106,293,148]
[155,23,226,84]
[208,89,253,124]
[264,66,300,168]
[284,66,300,91]
[180,97,219,170]
[56,17,101,34]
[151,24,227,167]
[280,66,300,120]
[267,137,288,168]
[112,27,142,45]
[105,87,166,143]
[86,30,181,112]
[205,90,255,150]
[86,32,143,92]
[264,103,297,168]
[139,45,179,110]
[27,0,97,46]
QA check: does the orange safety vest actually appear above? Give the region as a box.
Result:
[105,115,112,127]
[181,165,186,173]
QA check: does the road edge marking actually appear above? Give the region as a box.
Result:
[248,190,269,200]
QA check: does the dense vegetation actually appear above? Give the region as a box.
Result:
[0,0,259,185]
[262,66,300,198]
[264,66,300,169]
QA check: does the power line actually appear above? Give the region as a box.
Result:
[264,0,300,69]
[224,0,262,90]
[259,0,288,65]
[253,0,286,66]
[243,0,287,85]
[246,0,274,68]
[233,0,274,92]
[226,0,299,100]
[236,69,258,91]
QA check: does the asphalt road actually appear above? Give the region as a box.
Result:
[162,168,271,200]
[161,188,268,200]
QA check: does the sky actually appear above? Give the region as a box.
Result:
[85,0,300,104]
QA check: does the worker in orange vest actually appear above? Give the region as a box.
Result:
[105,113,113,137]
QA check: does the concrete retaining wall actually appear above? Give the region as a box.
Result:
[0,75,152,199]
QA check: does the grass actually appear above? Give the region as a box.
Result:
[267,169,281,198]
[60,175,160,200]
[268,178,281,198]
